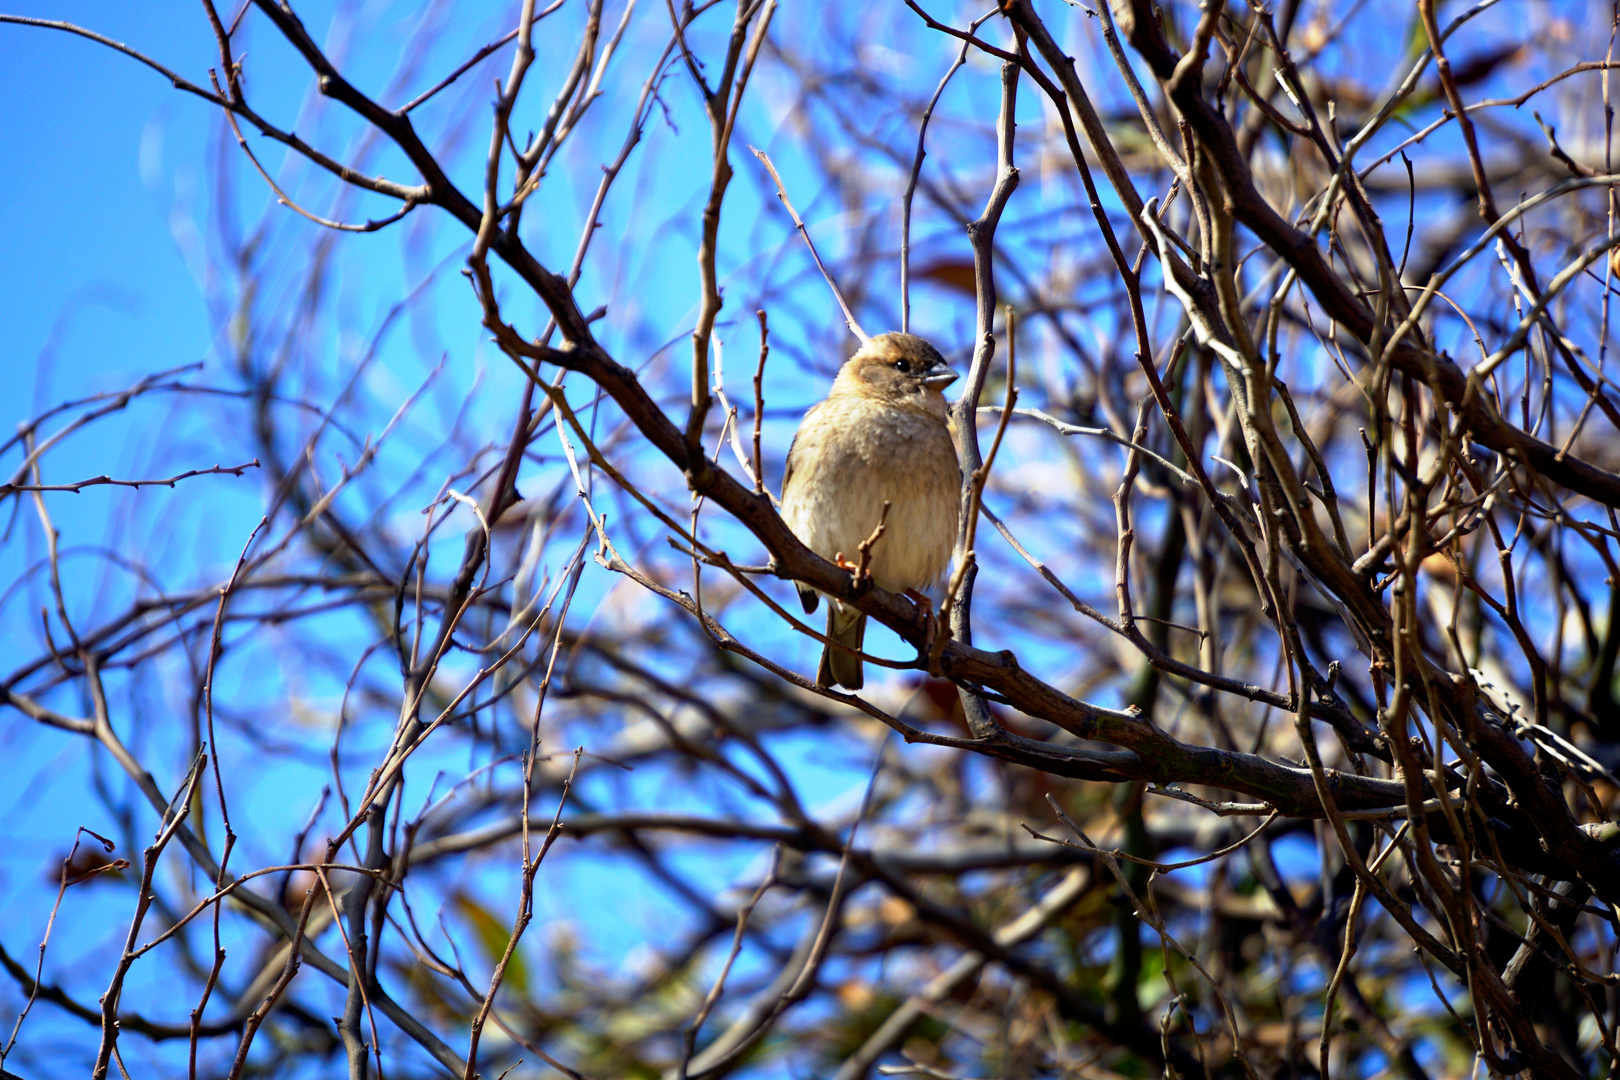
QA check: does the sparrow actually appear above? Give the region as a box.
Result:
[779,332,961,690]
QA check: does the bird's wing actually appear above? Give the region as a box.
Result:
[782,402,824,617]
[779,400,823,497]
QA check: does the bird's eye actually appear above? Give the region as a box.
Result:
[894,359,911,373]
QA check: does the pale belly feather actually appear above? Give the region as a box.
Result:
[781,400,960,595]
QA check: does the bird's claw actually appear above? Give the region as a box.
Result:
[834,551,872,594]
[907,590,942,675]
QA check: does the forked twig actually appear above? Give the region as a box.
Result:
[677,848,783,1079]
[855,500,893,586]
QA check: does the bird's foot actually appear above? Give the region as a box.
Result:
[907,590,944,675]
[833,551,872,595]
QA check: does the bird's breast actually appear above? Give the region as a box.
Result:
[781,400,961,594]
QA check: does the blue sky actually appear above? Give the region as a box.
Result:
[0,9,923,1073]
[3,7,217,409]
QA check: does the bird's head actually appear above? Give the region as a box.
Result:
[833,332,958,416]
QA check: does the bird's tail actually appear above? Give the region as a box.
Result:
[817,602,866,690]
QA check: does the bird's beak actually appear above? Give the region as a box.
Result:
[922,366,959,390]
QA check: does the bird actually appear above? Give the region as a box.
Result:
[779,332,962,690]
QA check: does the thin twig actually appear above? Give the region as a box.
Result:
[750,147,870,343]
